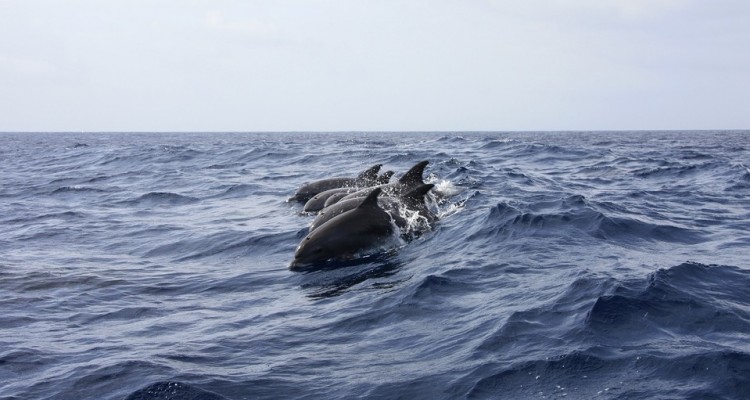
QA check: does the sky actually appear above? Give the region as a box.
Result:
[1,0,749,132]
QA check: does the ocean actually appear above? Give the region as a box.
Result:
[1,131,749,399]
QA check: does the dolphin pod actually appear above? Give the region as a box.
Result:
[289,161,436,270]
[301,170,396,212]
[309,183,435,233]
[289,164,383,203]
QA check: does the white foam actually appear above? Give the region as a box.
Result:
[427,178,461,199]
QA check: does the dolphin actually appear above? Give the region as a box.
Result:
[337,160,429,203]
[377,170,395,184]
[396,160,429,188]
[323,191,352,208]
[389,183,438,226]
[303,187,358,213]
[309,183,435,233]
[303,170,396,212]
[290,187,395,270]
[289,164,382,203]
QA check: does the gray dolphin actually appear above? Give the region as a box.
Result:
[303,187,358,212]
[289,164,382,203]
[396,160,429,188]
[309,183,435,233]
[377,170,395,184]
[290,187,394,270]
[323,191,352,208]
[338,160,429,203]
[303,170,395,212]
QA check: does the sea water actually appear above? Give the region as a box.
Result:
[1,131,749,399]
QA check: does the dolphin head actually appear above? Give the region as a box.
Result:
[290,234,341,270]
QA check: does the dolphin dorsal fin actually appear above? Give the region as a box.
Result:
[378,171,394,184]
[357,187,382,209]
[398,160,429,186]
[356,164,382,182]
[400,183,434,207]
[402,183,434,200]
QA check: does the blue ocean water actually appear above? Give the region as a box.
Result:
[1,131,749,400]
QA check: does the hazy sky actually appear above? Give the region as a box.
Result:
[1,0,749,131]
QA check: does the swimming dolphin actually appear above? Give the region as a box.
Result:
[290,187,395,270]
[396,160,429,188]
[377,170,395,184]
[302,170,396,212]
[318,171,394,211]
[289,164,382,203]
[309,183,435,233]
[337,160,429,203]
[323,191,352,208]
[303,187,358,213]
[389,183,438,226]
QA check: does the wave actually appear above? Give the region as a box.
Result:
[436,134,470,143]
[64,360,174,400]
[631,160,750,192]
[470,196,707,245]
[141,230,295,261]
[175,231,294,261]
[496,141,608,163]
[121,192,200,206]
[632,162,711,178]
[74,306,163,324]
[406,274,473,301]
[726,163,750,190]
[586,262,750,340]
[212,183,263,199]
[464,262,750,398]
[463,349,750,399]
[50,186,108,195]
[0,347,50,376]
[4,210,86,225]
[474,262,750,354]
[11,271,130,293]
[205,162,245,170]
[299,257,404,299]
[125,381,228,400]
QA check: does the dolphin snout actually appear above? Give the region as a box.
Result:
[289,258,312,272]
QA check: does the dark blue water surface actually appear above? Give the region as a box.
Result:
[1,131,749,400]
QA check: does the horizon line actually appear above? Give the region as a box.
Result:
[1,129,748,134]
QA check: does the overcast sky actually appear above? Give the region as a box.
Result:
[1,0,749,132]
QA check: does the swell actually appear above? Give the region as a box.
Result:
[464,262,750,398]
[586,262,750,340]
[141,230,297,261]
[118,192,200,206]
[464,349,750,399]
[3,210,87,225]
[469,195,707,246]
